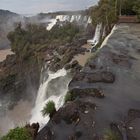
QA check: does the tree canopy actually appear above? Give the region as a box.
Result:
[90,0,140,26]
[7,22,81,60]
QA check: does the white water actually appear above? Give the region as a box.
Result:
[100,25,117,49]
[30,68,71,128]
[87,23,102,48]
[47,15,90,30]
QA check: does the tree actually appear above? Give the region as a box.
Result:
[90,0,118,30]
[1,127,32,140]
[133,0,140,20]
[41,101,56,118]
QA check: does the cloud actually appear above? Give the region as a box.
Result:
[0,0,98,14]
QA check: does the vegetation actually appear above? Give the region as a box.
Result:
[89,0,140,28]
[64,93,74,103]
[89,0,118,31]
[7,23,81,60]
[42,101,56,118]
[133,0,140,20]
[1,127,32,140]
[121,0,140,17]
[104,129,120,140]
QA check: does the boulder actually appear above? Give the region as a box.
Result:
[26,123,40,139]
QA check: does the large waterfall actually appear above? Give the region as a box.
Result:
[30,67,71,128]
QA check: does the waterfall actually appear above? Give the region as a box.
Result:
[87,17,92,24]
[46,19,57,30]
[100,25,117,49]
[30,68,71,128]
[87,23,102,49]
[46,15,90,30]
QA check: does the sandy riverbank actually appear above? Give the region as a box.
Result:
[0,49,14,62]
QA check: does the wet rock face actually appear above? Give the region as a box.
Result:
[48,37,88,72]
[70,71,115,84]
[53,102,80,124]
[36,100,97,140]
[26,123,40,139]
[65,60,82,73]
[36,24,140,140]
[125,109,140,140]
[111,52,132,68]
[69,88,105,99]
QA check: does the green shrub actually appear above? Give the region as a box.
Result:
[104,129,120,140]
[1,127,32,140]
[41,101,56,117]
[64,93,73,103]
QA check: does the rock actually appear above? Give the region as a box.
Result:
[101,71,115,83]
[111,53,131,68]
[65,60,82,73]
[26,123,40,139]
[68,88,105,99]
[128,127,133,130]
[71,60,79,67]
[53,102,80,124]
[84,110,89,114]
[71,71,115,83]
[125,109,140,140]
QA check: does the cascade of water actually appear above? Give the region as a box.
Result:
[99,25,117,49]
[46,19,57,30]
[46,15,90,30]
[87,23,102,49]
[87,17,92,24]
[30,68,71,129]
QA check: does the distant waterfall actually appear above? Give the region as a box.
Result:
[46,15,91,30]
[30,68,71,128]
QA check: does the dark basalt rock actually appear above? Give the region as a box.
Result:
[128,109,140,120]
[36,100,97,140]
[125,109,140,140]
[53,102,79,124]
[26,123,40,139]
[111,53,132,68]
[69,88,105,99]
[71,71,115,83]
[65,60,82,73]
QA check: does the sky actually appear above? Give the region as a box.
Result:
[0,0,98,14]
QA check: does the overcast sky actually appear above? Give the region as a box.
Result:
[0,0,98,14]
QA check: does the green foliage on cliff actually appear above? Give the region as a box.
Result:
[0,74,16,91]
[133,0,140,20]
[1,127,32,140]
[42,101,56,117]
[121,0,140,17]
[90,0,140,26]
[7,23,80,60]
[64,93,73,103]
[90,0,118,29]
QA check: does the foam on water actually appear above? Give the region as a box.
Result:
[30,68,71,129]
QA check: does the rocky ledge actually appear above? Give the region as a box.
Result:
[35,24,140,140]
